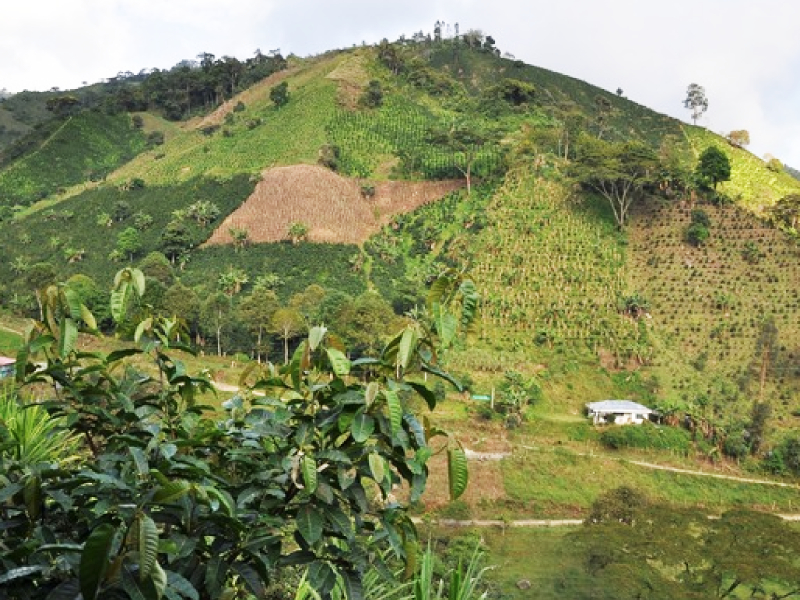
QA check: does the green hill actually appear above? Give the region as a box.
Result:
[1,34,799,444]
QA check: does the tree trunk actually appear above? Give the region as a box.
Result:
[216,308,222,356]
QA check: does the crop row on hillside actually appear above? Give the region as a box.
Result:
[628,196,800,421]
[468,170,644,363]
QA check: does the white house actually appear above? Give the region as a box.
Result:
[0,356,15,379]
[586,400,654,425]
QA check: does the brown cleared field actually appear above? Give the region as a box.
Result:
[205,164,466,245]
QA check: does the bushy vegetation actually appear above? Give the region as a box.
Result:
[599,421,692,454]
[0,271,470,599]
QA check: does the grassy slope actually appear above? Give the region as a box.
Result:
[684,125,800,210]
[109,58,338,186]
[0,112,148,205]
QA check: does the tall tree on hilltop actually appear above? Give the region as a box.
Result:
[684,83,708,125]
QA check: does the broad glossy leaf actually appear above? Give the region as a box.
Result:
[308,325,327,351]
[369,453,385,484]
[43,578,81,600]
[308,561,337,597]
[164,570,199,600]
[231,562,266,599]
[383,389,403,439]
[58,317,78,359]
[0,565,45,584]
[137,514,158,581]
[447,446,469,500]
[296,505,323,545]
[129,447,149,479]
[351,410,374,443]
[397,326,418,372]
[301,455,318,494]
[326,347,350,376]
[341,570,364,600]
[80,523,115,600]
[408,381,437,411]
[365,381,379,407]
[153,480,191,504]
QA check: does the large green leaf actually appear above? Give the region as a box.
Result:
[369,453,385,484]
[164,570,199,600]
[301,455,318,494]
[308,325,327,351]
[308,561,337,597]
[407,381,437,411]
[397,326,419,373]
[447,446,469,500]
[137,514,159,581]
[0,565,45,585]
[326,347,350,376]
[153,480,191,504]
[341,570,364,600]
[351,410,375,443]
[384,389,403,439]
[80,523,116,600]
[230,562,266,599]
[296,505,323,545]
[58,317,78,359]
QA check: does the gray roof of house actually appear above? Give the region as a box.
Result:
[586,400,653,413]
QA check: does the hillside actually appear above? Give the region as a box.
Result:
[1,34,799,446]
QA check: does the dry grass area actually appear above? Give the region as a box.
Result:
[205,164,465,246]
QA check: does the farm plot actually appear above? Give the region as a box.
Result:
[204,164,465,245]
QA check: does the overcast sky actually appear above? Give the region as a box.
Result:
[3,0,799,167]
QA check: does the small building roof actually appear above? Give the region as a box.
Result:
[586,400,653,413]
[0,356,15,366]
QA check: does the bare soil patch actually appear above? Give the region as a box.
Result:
[205,164,465,246]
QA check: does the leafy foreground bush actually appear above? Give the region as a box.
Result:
[0,271,470,600]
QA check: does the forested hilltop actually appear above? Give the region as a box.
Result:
[3,26,800,598]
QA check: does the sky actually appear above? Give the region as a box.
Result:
[2,0,799,167]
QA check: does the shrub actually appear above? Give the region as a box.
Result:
[599,421,692,454]
[686,222,709,246]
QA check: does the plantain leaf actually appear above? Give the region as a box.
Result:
[296,505,323,545]
[137,514,159,581]
[447,445,469,500]
[0,565,45,584]
[80,303,97,331]
[80,523,115,600]
[301,455,318,494]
